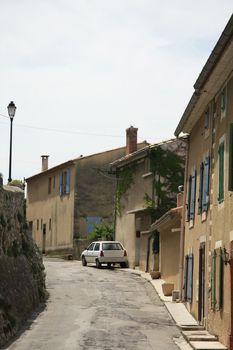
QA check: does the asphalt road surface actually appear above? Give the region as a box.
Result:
[4,258,181,350]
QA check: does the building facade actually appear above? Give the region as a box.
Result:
[110,135,186,271]
[175,14,233,348]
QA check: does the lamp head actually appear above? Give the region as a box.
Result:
[7,101,16,118]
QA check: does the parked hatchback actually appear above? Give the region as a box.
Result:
[81,241,128,268]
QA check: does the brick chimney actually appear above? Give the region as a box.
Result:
[41,155,49,171]
[126,126,138,155]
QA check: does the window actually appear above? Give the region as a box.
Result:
[229,124,233,191]
[221,86,227,117]
[187,169,196,222]
[59,169,71,196]
[184,253,193,303]
[37,219,39,230]
[49,218,52,231]
[204,109,210,129]
[48,177,52,194]
[218,142,224,203]
[198,156,210,214]
[53,176,56,189]
[211,248,223,310]
[94,243,100,251]
[87,243,95,251]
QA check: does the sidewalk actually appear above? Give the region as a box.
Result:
[125,268,228,350]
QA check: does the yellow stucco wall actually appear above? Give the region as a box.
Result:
[184,74,233,345]
[26,164,75,253]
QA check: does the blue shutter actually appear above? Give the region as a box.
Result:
[218,142,224,202]
[198,163,204,214]
[187,176,192,221]
[66,169,71,194]
[203,156,210,212]
[59,173,63,195]
[187,254,194,303]
[190,170,196,220]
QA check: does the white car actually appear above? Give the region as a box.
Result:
[81,241,128,268]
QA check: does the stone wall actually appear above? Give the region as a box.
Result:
[0,185,46,347]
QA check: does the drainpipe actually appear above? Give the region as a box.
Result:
[146,233,153,272]
[178,136,190,300]
[229,256,233,350]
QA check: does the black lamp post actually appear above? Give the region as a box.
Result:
[7,101,16,183]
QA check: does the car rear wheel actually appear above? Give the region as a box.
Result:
[96,259,102,269]
[107,263,111,268]
[82,256,87,266]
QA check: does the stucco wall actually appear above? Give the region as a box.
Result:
[184,74,233,345]
[27,164,75,253]
[74,147,127,239]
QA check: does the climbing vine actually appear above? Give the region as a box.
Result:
[115,165,136,216]
[144,146,184,221]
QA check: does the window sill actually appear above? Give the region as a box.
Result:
[201,211,207,222]
[189,220,194,229]
[142,172,153,178]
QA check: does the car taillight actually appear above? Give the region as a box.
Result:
[100,250,104,257]
[124,250,127,256]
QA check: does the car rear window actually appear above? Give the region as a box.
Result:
[102,243,123,250]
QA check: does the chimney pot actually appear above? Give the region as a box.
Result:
[41,155,49,172]
[126,126,138,155]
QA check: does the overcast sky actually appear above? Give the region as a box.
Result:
[0,1,232,182]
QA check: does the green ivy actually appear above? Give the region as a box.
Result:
[115,165,136,216]
[89,223,114,241]
[145,146,184,221]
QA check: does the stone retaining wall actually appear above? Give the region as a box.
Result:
[0,185,46,347]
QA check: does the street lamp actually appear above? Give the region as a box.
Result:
[7,101,16,183]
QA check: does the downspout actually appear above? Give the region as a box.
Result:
[178,135,190,300]
[229,254,233,350]
[146,233,153,272]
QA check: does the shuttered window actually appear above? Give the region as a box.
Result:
[203,156,210,212]
[211,250,216,309]
[59,169,71,196]
[198,162,204,215]
[190,170,196,221]
[229,124,233,191]
[218,142,224,203]
[221,87,227,113]
[184,254,194,303]
[211,248,223,310]
[187,176,192,221]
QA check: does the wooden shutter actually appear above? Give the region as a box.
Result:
[229,124,233,191]
[66,169,71,194]
[187,176,192,221]
[218,248,223,309]
[221,87,227,112]
[187,254,194,303]
[184,255,189,302]
[198,162,204,214]
[218,142,224,202]
[211,250,216,309]
[190,170,196,220]
[203,156,210,212]
[59,173,63,195]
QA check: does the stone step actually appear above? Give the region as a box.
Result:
[182,330,218,342]
[179,325,205,331]
[189,341,227,350]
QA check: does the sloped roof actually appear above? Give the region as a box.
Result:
[110,136,187,169]
[175,14,233,136]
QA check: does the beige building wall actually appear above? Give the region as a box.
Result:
[27,164,75,253]
[184,74,233,345]
[115,158,153,269]
[160,220,181,290]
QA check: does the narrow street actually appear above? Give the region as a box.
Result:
[5,258,181,350]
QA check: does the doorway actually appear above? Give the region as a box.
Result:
[42,224,46,254]
[198,242,205,323]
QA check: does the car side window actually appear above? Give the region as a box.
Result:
[94,243,100,251]
[88,243,95,251]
